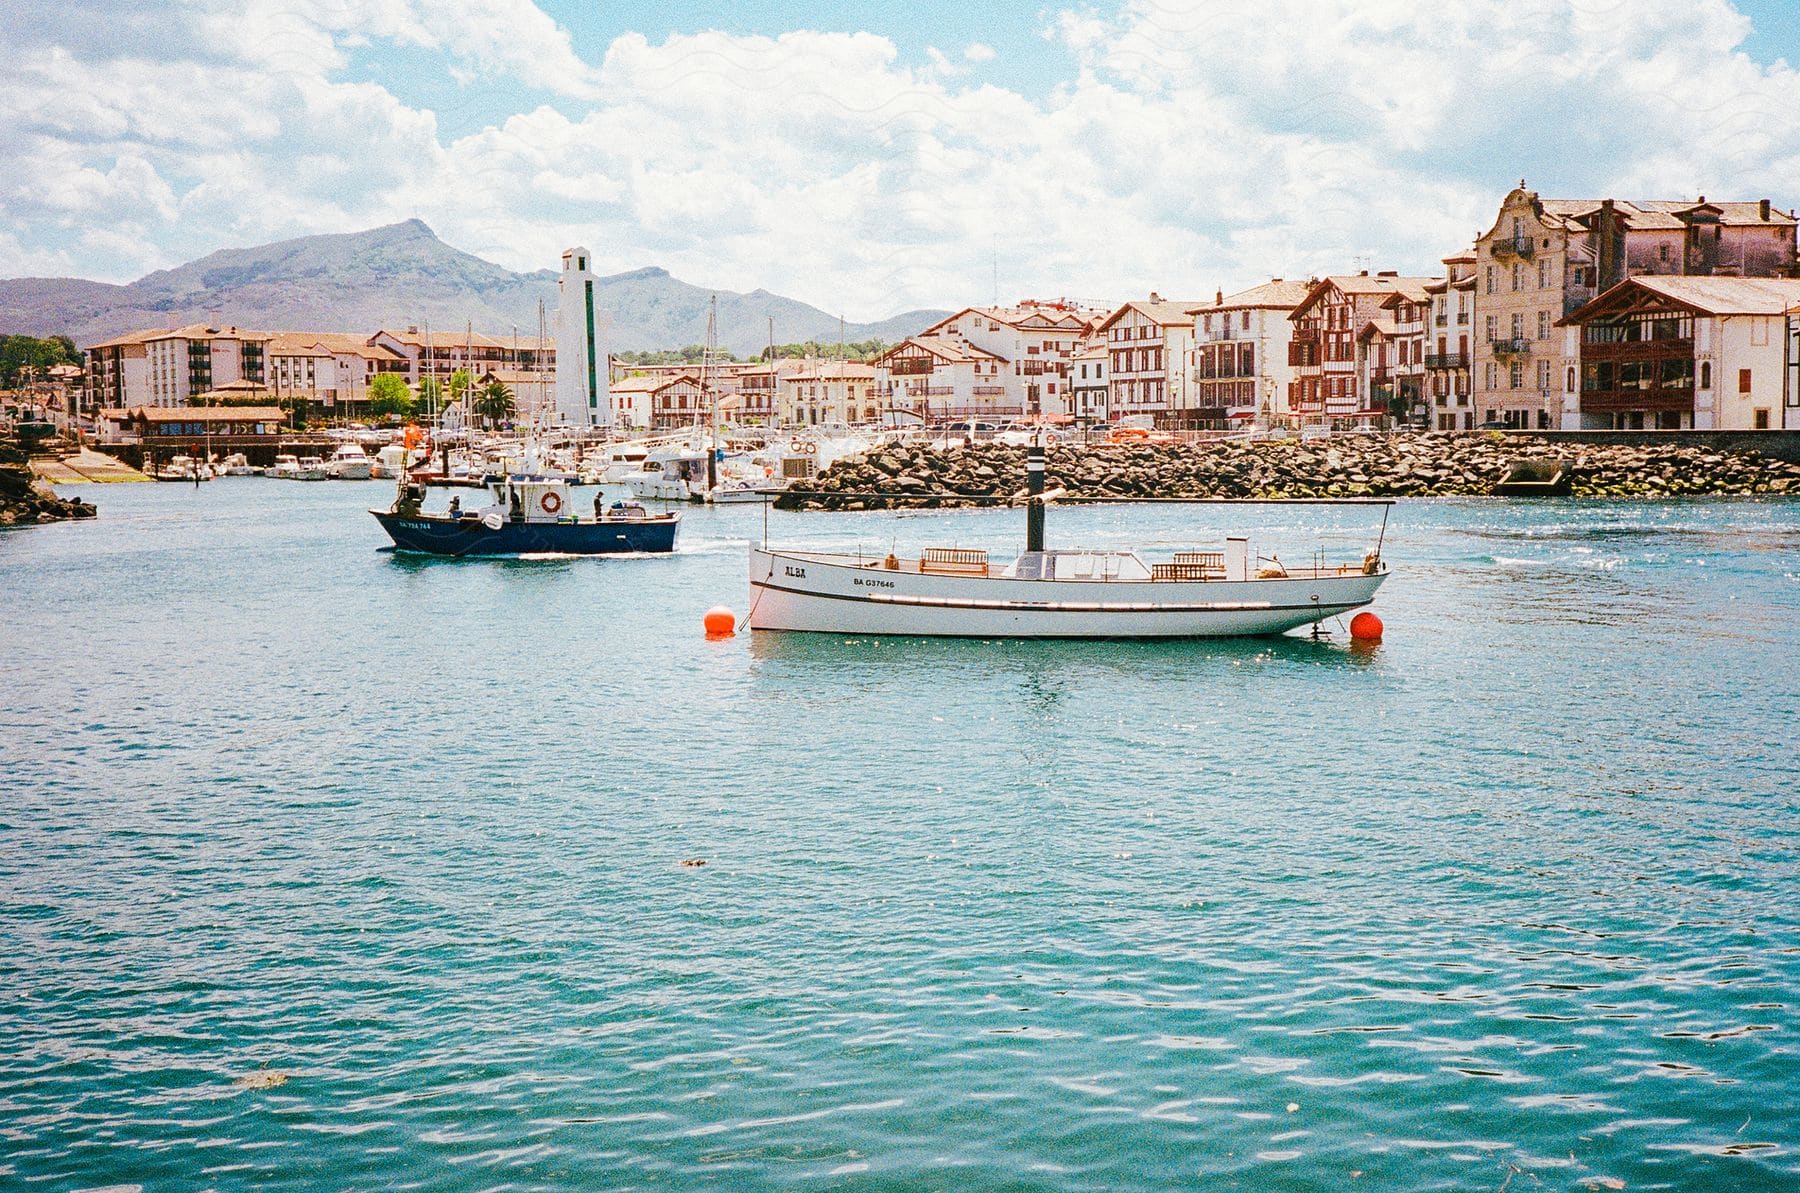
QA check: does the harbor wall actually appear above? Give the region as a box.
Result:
[1503,430,1800,464]
[778,433,1800,509]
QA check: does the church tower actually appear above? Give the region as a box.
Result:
[555,247,608,427]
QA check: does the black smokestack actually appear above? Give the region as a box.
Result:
[1026,442,1045,554]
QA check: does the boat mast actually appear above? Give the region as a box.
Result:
[705,295,718,494]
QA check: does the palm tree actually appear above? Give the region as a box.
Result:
[473,380,515,428]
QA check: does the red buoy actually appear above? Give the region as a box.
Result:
[703,606,737,638]
[1350,611,1383,641]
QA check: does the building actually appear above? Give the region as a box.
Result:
[607,372,710,431]
[1421,253,1477,430]
[1557,275,1800,429]
[1068,342,1109,422]
[368,326,555,392]
[554,247,606,427]
[265,332,406,410]
[97,404,287,445]
[776,361,879,426]
[83,329,159,411]
[1356,280,1433,425]
[727,359,806,425]
[905,301,1105,418]
[872,335,1009,420]
[1473,184,1798,428]
[1288,273,1440,428]
[1189,279,1311,427]
[1095,296,1202,425]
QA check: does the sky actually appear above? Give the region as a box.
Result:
[4,0,1800,321]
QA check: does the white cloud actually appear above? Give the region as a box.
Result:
[6,0,1800,322]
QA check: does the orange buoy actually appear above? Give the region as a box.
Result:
[1350,611,1383,641]
[703,606,737,638]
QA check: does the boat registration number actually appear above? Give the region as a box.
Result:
[784,565,807,578]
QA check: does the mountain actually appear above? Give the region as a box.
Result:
[0,220,948,356]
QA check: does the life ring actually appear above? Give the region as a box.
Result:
[540,490,563,515]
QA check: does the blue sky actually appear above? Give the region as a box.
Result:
[7,0,1800,319]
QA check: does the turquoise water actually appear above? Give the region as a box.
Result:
[3,480,1797,1190]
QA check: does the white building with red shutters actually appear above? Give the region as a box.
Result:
[872,335,1009,420]
[1288,272,1440,428]
[1095,296,1202,425]
[1355,279,1433,425]
[898,300,1104,419]
[1189,279,1311,427]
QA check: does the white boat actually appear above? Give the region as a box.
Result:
[625,447,712,501]
[748,444,1390,639]
[369,444,412,479]
[266,454,301,479]
[219,452,259,476]
[325,443,373,480]
[294,456,329,481]
[588,442,650,484]
[154,455,213,482]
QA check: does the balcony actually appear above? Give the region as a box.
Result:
[1490,337,1530,356]
[1489,234,1535,259]
[1579,386,1694,414]
[1424,352,1468,369]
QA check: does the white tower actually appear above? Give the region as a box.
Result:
[555,247,609,428]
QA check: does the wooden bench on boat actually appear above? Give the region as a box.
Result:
[1152,551,1226,581]
[919,547,991,576]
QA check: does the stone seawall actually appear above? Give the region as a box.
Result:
[776,434,1800,510]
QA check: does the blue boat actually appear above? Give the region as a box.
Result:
[371,473,679,557]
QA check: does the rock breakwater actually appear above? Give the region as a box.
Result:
[1,438,95,526]
[776,434,1800,510]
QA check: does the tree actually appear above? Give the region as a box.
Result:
[417,375,443,414]
[447,369,476,404]
[367,372,415,421]
[473,380,515,428]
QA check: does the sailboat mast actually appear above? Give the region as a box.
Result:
[706,295,718,493]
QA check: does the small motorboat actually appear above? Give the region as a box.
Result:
[219,453,260,476]
[294,456,329,481]
[325,443,374,480]
[748,443,1390,639]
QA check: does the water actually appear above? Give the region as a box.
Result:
[3,480,1797,1190]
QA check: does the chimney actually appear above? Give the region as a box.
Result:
[1359,269,1369,276]
[1215,288,1223,305]
[1149,291,1161,302]
[1760,199,1772,221]
[407,325,419,335]
[1378,270,1397,277]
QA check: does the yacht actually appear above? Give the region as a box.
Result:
[748,443,1390,639]
[325,443,374,480]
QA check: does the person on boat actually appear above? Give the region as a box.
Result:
[447,495,461,519]
[594,491,605,520]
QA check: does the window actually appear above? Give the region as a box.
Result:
[1485,266,1495,295]
[1538,311,1550,340]
[1240,311,1250,329]
[1511,313,1523,339]
[1511,263,1522,291]
[1754,408,1771,429]
[1739,368,1753,394]
[1538,259,1549,288]
[1485,315,1497,342]
[1509,361,1522,388]
[1486,363,1497,388]
[1566,367,1576,392]
[1659,244,1669,263]
[1538,360,1551,388]
[1700,361,1712,388]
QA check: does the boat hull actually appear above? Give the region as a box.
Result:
[373,511,679,556]
[748,548,1386,639]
